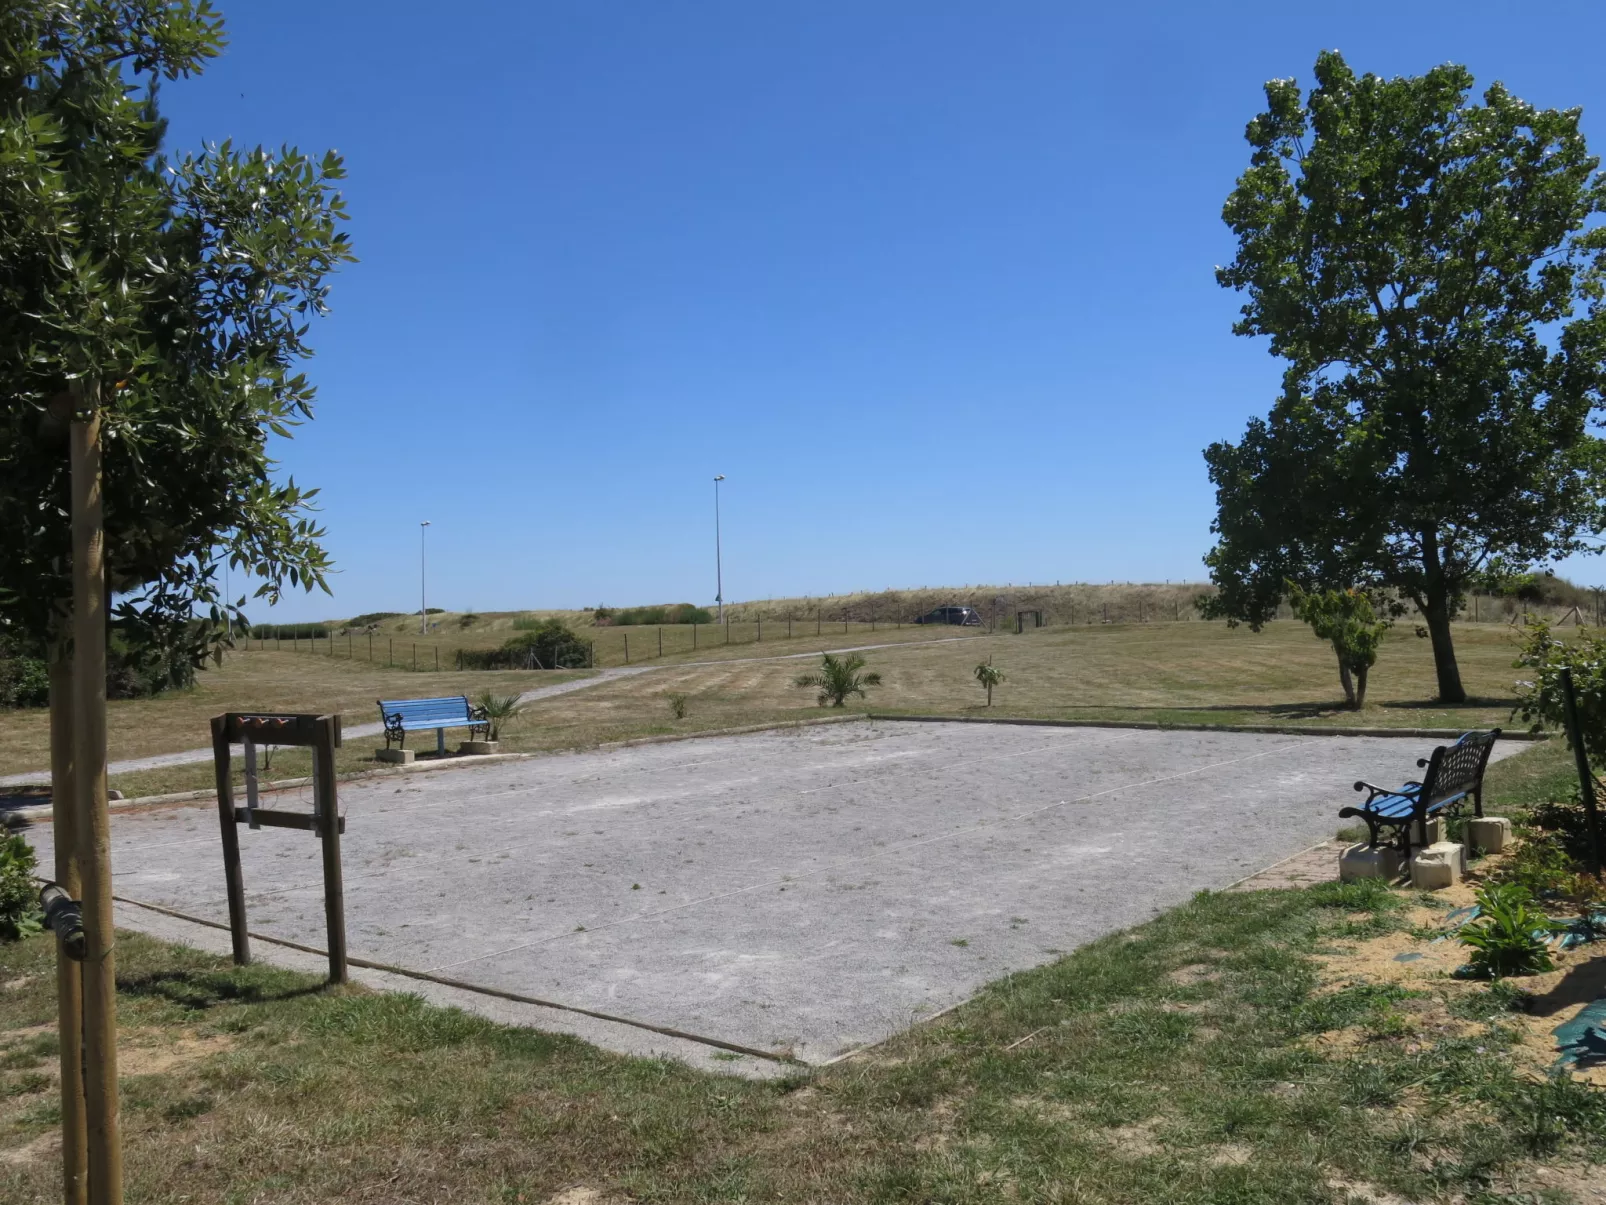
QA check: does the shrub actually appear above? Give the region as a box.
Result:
[600,603,713,627]
[796,653,882,708]
[0,642,49,709]
[461,621,591,670]
[666,692,689,720]
[1514,621,1606,753]
[0,833,43,942]
[1460,883,1562,978]
[473,691,524,741]
[347,611,403,628]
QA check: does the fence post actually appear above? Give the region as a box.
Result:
[659,626,663,658]
[388,638,393,667]
[369,632,373,660]
[757,618,761,642]
[624,633,629,664]
[694,623,698,650]
[434,647,439,672]
[817,614,821,635]
[725,619,729,645]
[412,643,417,671]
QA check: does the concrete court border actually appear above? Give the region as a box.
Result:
[51,715,1546,1074]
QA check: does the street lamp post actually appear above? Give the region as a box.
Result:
[713,475,726,624]
[419,521,431,634]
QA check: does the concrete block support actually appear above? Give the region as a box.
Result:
[375,748,414,765]
[1467,816,1511,855]
[1410,841,1466,890]
[1339,843,1402,882]
[460,741,500,755]
[1413,815,1446,848]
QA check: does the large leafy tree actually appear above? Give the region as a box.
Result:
[1205,51,1606,703]
[0,1,353,662]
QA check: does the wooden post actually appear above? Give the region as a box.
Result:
[413,643,417,670]
[658,626,663,658]
[70,401,123,1205]
[434,646,439,672]
[369,632,373,660]
[1559,668,1606,878]
[314,717,348,983]
[210,716,250,963]
[624,633,629,664]
[48,634,88,1205]
[694,624,698,650]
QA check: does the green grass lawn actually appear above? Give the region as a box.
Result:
[2,866,1601,1202]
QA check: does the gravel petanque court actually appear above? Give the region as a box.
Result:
[26,719,1520,1065]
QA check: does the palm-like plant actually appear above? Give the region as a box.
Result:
[974,657,1005,707]
[795,652,882,708]
[473,691,526,741]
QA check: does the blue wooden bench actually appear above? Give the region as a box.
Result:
[377,695,489,755]
[1341,729,1501,858]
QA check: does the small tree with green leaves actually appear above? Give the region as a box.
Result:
[472,691,524,741]
[1287,584,1391,708]
[1514,621,1606,759]
[796,652,881,708]
[974,658,1004,707]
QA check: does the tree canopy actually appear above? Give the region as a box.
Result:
[0,0,353,664]
[1204,51,1606,702]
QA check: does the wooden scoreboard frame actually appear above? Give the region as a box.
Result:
[209,712,348,983]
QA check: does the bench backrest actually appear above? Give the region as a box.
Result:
[1420,729,1501,808]
[378,696,474,726]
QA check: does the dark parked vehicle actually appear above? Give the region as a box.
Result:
[915,605,982,626]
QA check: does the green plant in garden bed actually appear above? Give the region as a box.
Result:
[1460,884,1563,978]
[0,834,43,941]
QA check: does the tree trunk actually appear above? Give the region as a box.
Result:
[1354,663,1369,709]
[1336,653,1357,708]
[986,684,993,707]
[1421,589,1466,704]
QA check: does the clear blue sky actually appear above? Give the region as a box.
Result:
[158,1,1606,621]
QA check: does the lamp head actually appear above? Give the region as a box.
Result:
[714,474,725,482]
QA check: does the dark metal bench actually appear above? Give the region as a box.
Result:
[377,695,489,755]
[1342,729,1501,857]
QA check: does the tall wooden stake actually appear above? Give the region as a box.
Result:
[315,716,348,984]
[1559,667,1606,878]
[70,400,123,1204]
[48,635,87,1205]
[210,715,251,964]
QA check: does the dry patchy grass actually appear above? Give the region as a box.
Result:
[0,618,1543,797]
